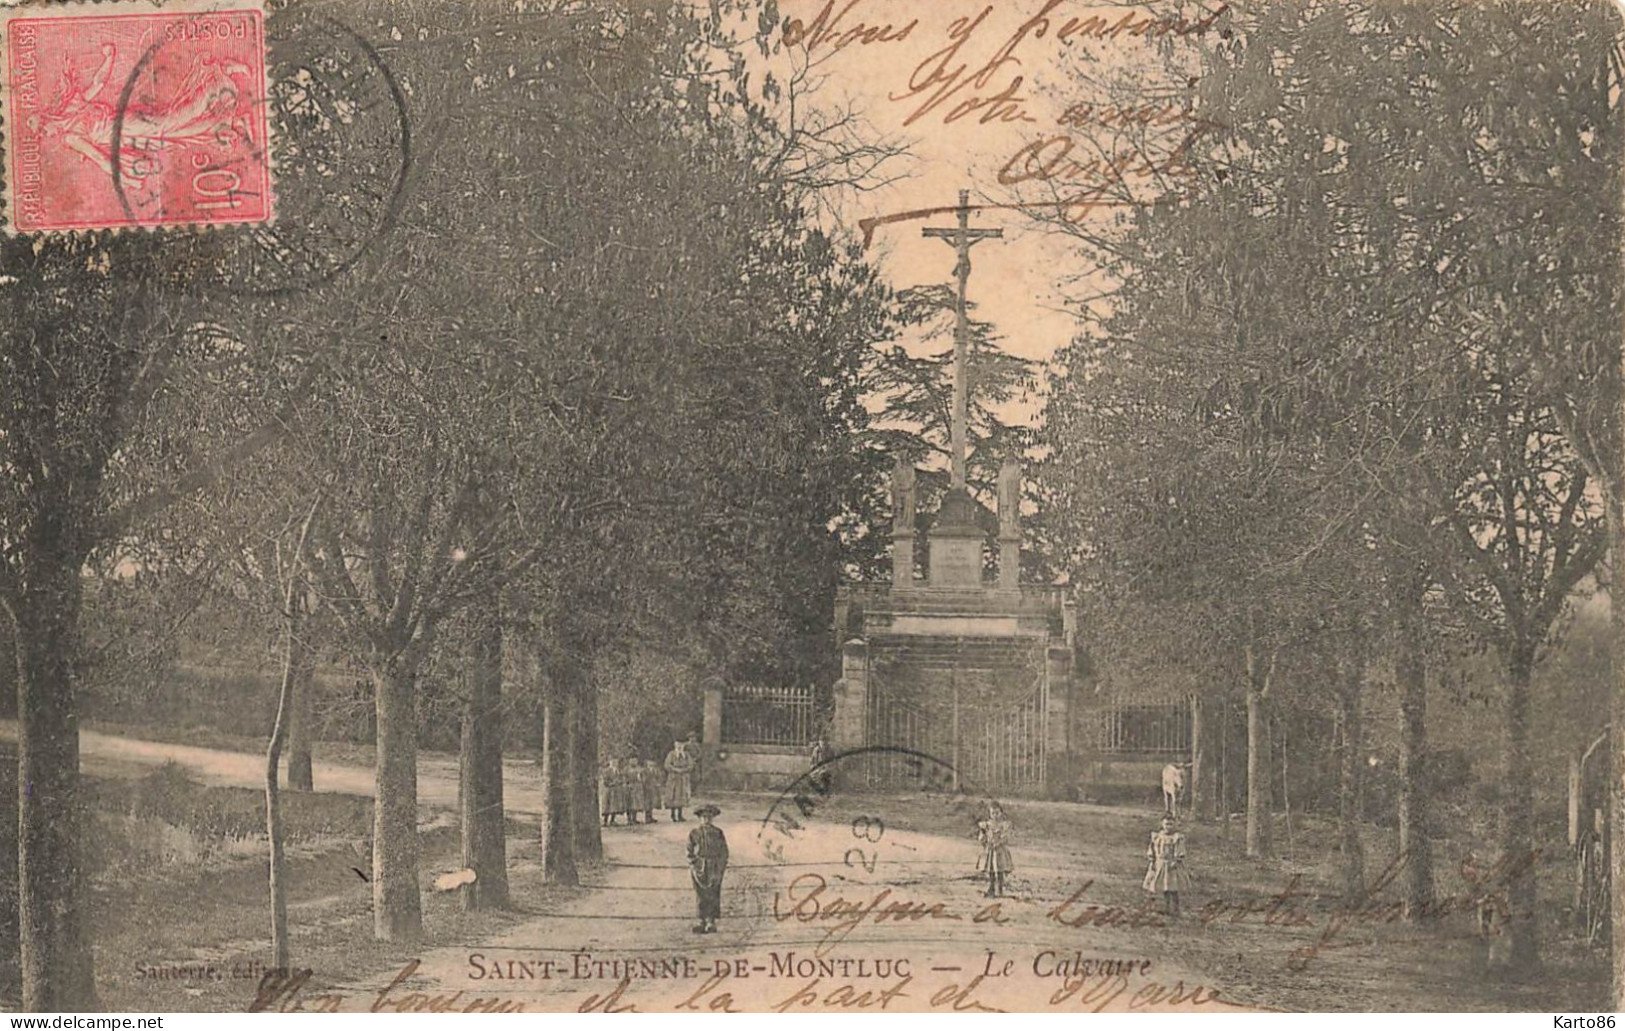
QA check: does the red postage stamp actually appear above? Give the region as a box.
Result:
[1,0,271,234]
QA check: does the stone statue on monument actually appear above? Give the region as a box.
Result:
[891,458,917,531]
[891,458,918,587]
[997,458,1021,537]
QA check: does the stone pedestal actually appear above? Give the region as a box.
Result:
[929,488,985,588]
[894,537,916,587]
[998,532,1021,589]
[832,454,1076,800]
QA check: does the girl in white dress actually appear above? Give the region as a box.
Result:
[1143,815,1192,916]
[976,801,1014,898]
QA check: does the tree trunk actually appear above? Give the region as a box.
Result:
[571,677,603,864]
[540,661,578,885]
[265,583,306,969]
[1608,477,1624,1008]
[1218,694,1230,843]
[0,624,15,721]
[372,655,422,941]
[1190,694,1205,822]
[1568,755,1583,850]
[1280,716,1294,855]
[285,625,316,793]
[459,600,508,911]
[12,554,98,1010]
[1499,646,1539,969]
[1395,578,1435,919]
[1336,655,1367,902]
[1244,645,1273,859]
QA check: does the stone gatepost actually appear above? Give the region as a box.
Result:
[831,638,869,754]
[1045,644,1073,800]
[702,680,724,748]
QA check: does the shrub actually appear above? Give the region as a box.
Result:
[1425,748,1474,797]
[1361,756,1401,828]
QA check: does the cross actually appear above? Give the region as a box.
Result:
[923,190,1003,491]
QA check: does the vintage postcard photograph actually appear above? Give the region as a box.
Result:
[0,0,1621,1017]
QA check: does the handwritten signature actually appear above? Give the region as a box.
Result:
[773,872,963,952]
[582,968,1230,1014]
[780,1,1230,128]
[250,960,526,1013]
[782,0,918,52]
[1196,848,1540,970]
[787,0,1232,128]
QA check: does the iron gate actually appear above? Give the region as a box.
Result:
[864,671,1048,793]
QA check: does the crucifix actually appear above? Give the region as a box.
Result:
[923,190,1003,491]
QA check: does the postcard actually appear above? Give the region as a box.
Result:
[0,0,1619,1015]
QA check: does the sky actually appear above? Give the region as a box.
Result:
[775,0,1211,428]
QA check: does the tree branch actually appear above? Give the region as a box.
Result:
[100,358,324,540]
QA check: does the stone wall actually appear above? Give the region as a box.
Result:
[696,744,810,794]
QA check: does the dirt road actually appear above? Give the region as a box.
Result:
[0,721,548,816]
[325,804,1247,1014]
[0,722,1246,1012]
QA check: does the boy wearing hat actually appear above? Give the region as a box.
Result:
[686,804,728,934]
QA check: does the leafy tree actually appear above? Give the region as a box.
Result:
[0,0,902,989]
[866,285,1042,580]
[211,0,903,917]
[1038,0,1621,969]
[0,231,309,1007]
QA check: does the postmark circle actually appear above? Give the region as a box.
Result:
[757,745,995,868]
[110,5,410,296]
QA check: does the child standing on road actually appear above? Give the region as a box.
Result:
[641,758,660,823]
[976,801,1014,899]
[663,740,694,822]
[1143,814,1192,916]
[808,736,831,795]
[687,804,729,934]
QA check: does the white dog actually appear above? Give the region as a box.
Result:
[1161,763,1186,818]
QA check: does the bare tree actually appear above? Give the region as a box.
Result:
[265,498,321,970]
[0,233,315,1009]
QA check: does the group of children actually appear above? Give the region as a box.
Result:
[973,802,1193,916]
[600,738,697,825]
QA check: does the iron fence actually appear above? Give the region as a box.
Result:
[721,684,816,746]
[1088,701,1191,755]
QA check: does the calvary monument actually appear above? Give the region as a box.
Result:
[829,192,1080,799]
